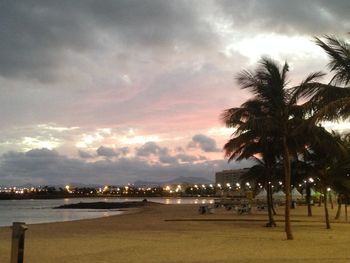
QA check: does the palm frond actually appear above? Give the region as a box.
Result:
[309,96,350,122]
[291,72,325,103]
[315,35,350,86]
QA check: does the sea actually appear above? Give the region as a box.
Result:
[0,197,214,227]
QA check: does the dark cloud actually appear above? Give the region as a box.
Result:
[218,0,350,35]
[176,154,199,163]
[0,149,87,185]
[136,142,205,165]
[26,148,59,158]
[2,0,347,81]
[0,148,254,185]
[188,134,221,152]
[97,146,118,157]
[79,146,128,159]
[136,142,176,164]
[0,0,214,81]
[116,147,129,156]
[78,150,94,159]
[158,155,178,165]
[136,142,168,157]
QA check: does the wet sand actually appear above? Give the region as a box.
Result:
[0,203,349,262]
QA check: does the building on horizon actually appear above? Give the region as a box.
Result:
[215,168,252,197]
[215,168,250,187]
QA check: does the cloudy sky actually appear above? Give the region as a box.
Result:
[0,0,349,186]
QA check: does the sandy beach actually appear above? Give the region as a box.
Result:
[1,203,350,263]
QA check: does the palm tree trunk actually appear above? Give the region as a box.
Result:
[335,195,342,220]
[269,162,277,216]
[269,183,277,215]
[306,183,312,217]
[266,182,276,227]
[318,195,322,206]
[329,193,334,209]
[323,188,331,229]
[282,135,293,240]
[345,195,348,222]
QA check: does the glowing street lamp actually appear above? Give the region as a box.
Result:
[65,185,72,194]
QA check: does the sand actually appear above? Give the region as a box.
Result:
[0,203,350,263]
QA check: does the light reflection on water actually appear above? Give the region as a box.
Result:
[0,197,213,227]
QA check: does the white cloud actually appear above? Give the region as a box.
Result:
[21,137,61,151]
[231,34,326,64]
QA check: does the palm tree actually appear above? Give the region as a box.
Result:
[327,135,350,221]
[240,157,278,227]
[300,127,347,228]
[295,35,350,123]
[289,159,314,216]
[222,57,323,240]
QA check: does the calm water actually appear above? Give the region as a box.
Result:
[0,197,214,227]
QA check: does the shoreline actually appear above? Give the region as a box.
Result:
[0,194,215,200]
[54,200,153,209]
[1,204,350,262]
[0,197,214,227]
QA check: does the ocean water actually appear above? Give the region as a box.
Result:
[0,197,214,227]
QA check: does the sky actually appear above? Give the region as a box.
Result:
[0,0,350,186]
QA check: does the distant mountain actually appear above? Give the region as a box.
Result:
[166,176,213,184]
[62,183,102,188]
[132,180,161,187]
[134,176,213,187]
